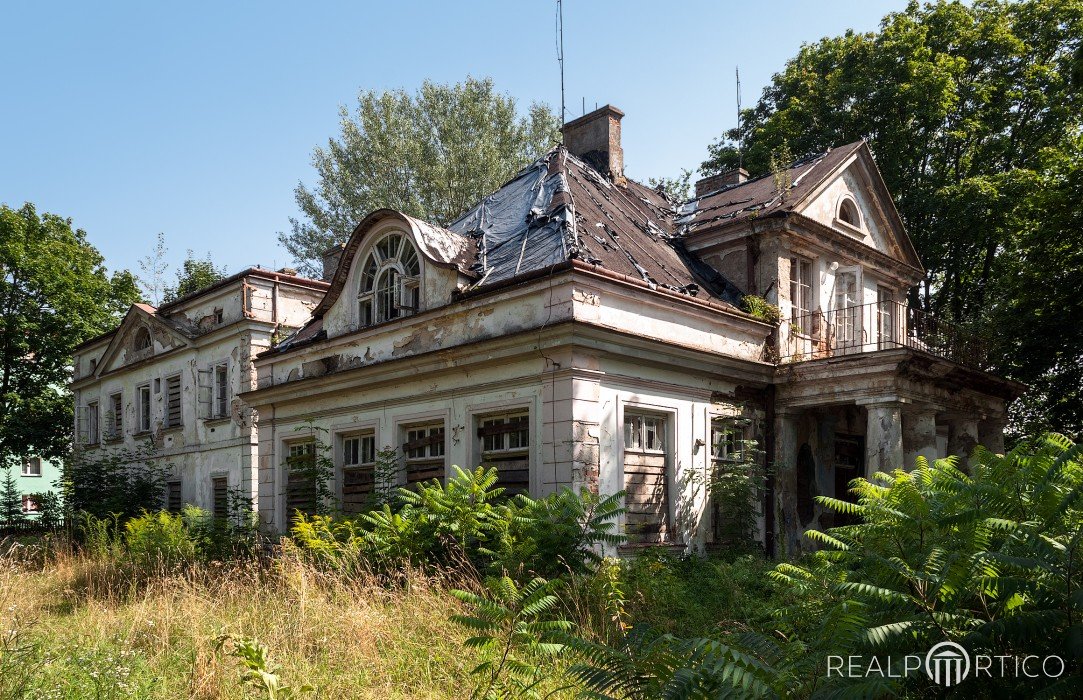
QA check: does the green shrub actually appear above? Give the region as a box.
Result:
[123,510,196,565]
[290,466,625,579]
[741,295,781,324]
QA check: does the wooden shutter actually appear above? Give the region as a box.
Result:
[166,376,182,427]
[166,481,182,513]
[212,477,228,518]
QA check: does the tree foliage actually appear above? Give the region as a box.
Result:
[280,77,560,277]
[701,0,1083,436]
[0,203,140,463]
[162,249,228,304]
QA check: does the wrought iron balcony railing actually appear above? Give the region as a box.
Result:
[779,300,991,371]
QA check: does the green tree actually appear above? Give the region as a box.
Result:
[702,0,1083,437]
[162,250,228,303]
[137,232,170,305]
[280,76,560,277]
[0,203,140,462]
[0,468,24,523]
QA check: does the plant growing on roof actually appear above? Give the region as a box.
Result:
[741,295,781,324]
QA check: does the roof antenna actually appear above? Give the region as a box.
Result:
[736,65,743,171]
[556,0,566,132]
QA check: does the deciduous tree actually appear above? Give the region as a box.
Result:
[280,77,560,277]
[0,203,140,463]
[701,0,1083,436]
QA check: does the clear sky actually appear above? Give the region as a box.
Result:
[1,0,908,282]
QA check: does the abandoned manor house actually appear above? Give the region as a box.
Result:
[69,105,1022,555]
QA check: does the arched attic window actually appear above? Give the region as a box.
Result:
[837,196,861,229]
[134,327,152,351]
[357,232,421,327]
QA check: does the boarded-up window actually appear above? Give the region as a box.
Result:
[166,480,182,513]
[164,375,183,428]
[286,441,317,514]
[341,432,376,513]
[623,412,669,544]
[477,412,529,495]
[212,477,228,518]
[402,423,445,486]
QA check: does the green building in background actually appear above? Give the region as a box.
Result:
[1,454,62,520]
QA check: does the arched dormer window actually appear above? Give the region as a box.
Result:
[837,196,862,229]
[134,327,152,351]
[357,232,421,327]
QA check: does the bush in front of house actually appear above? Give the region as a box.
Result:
[290,466,625,579]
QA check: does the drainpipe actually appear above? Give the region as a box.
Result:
[764,383,777,559]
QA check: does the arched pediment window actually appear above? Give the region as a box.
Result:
[837,195,862,229]
[134,327,152,351]
[357,232,421,327]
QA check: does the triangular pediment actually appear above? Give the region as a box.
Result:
[792,144,922,270]
[96,304,191,376]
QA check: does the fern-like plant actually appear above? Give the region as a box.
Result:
[452,576,574,699]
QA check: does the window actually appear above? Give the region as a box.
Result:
[341,432,377,513]
[402,422,445,486]
[134,327,152,351]
[286,440,318,514]
[213,308,224,325]
[82,401,100,445]
[137,385,151,432]
[624,414,665,453]
[789,257,814,334]
[876,286,896,348]
[710,417,755,544]
[834,271,860,347]
[106,392,123,439]
[88,358,98,375]
[166,480,182,513]
[838,197,861,228]
[710,419,744,467]
[212,477,228,518]
[22,457,42,477]
[164,375,182,428]
[477,412,530,494]
[623,411,671,544]
[357,233,421,327]
[214,363,229,418]
[22,495,39,514]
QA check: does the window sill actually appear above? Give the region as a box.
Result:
[160,426,184,435]
[203,416,232,426]
[20,474,42,479]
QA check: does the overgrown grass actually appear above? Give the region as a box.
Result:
[0,540,515,699]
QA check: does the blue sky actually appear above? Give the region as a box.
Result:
[1,0,907,282]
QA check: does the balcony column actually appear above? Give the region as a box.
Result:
[978,416,1007,455]
[863,402,904,477]
[946,415,980,469]
[903,409,939,470]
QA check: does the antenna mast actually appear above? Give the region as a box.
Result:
[736,65,743,170]
[557,0,566,135]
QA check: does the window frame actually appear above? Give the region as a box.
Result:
[788,256,814,335]
[623,413,666,454]
[357,232,422,328]
[476,410,531,494]
[137,384,152,433]
[106,391,123,440]
[22,457,42,477]
[85,401,100,445]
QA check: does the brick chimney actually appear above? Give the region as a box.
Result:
[695,168,749,197]
[321,243,345,281]
[562,105,624,180]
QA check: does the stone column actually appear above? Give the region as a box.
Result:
[978,417,1007,455]
[946,415,980,469]
[903,409,939,470]
[865,402,904,477]
[774,410,802,556]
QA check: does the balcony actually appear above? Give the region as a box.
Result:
[779,300,991,371]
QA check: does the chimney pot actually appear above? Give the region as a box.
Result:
[562,104,625,180]
[695,168,750,197]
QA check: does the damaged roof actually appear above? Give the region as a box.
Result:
[448,146,744,305]
[677,141,864,235]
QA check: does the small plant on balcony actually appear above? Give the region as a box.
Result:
[742,295,781,324]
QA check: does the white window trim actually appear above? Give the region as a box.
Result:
[617,401,678,545]
[136,384,152,433]
[834,194,865,236]
[354,226,424,330]
[22,457,42,477]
